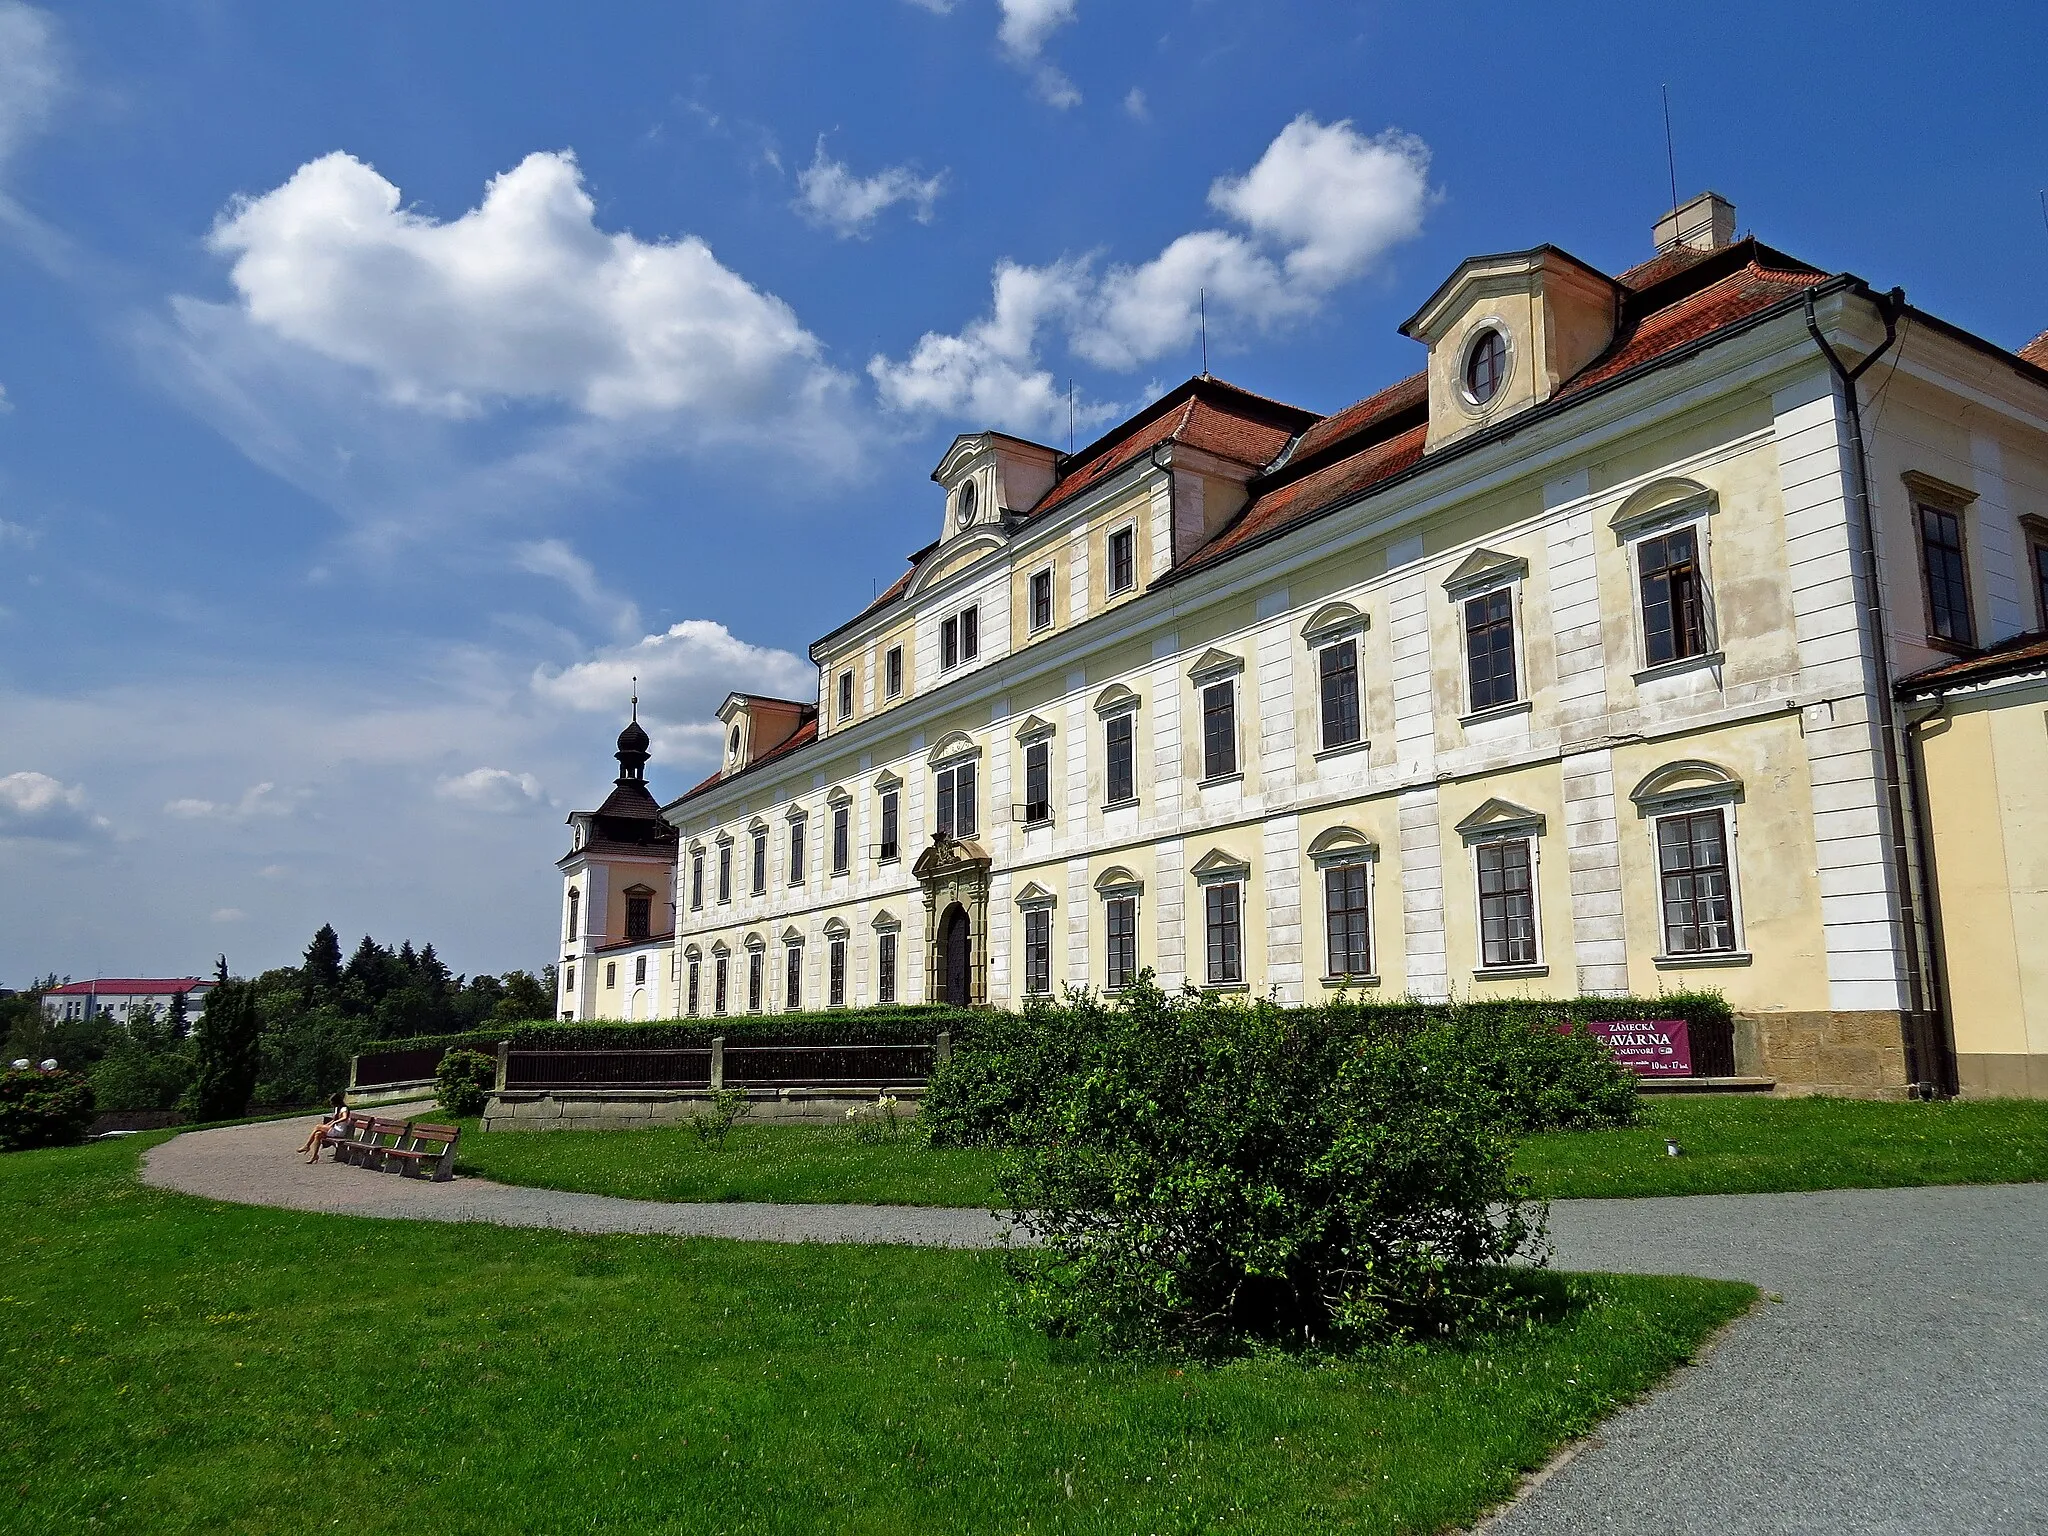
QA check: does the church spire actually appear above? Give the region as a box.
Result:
[614,681,650,785]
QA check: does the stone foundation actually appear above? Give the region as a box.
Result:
[481,1085,925,1132]
[1954,1053,2048,1100]
[1734,1011,1910,1098]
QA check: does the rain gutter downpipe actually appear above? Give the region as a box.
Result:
[1803,286,1955,1097]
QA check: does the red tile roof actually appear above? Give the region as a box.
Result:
[1282,373,1427,471]
[2021,329,2048,369]
[1613,243,1720,292]
[1558,259,1827,397]
[1178,423,1428,577]
[47,979,212,996]
[675,712,819,806]
[1897,630,2048,695]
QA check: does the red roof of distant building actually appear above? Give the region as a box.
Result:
[2021,329,2048,369]
[46,978,212,996]
[1897,629,2048,696]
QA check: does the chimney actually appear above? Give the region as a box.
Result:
[1653,191,1736,254]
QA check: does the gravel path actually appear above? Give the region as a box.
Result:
[140,1106,1015,1248]
[1487,1183,2048,1535]
[142,1112,2048,1533]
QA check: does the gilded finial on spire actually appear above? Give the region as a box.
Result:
[630,675,639,722]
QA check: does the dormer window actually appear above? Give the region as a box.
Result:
[955,478,978,527]
[1462,328,1507,406]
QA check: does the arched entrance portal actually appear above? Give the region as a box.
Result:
[940,904,972,1006]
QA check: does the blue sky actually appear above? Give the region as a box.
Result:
[2,0,2043,985]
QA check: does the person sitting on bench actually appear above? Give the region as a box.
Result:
[297,1094,349,1163]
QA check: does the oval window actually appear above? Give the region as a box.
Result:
[1464,329,1507,406]
[955,479,977,527]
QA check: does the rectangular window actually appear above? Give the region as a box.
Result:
[1204,883,1243,986]
[1324,864,1372,978]
[1023,907,1052,995]
[1108,526,1135,594]
[690,853,703,911]
[1104,711,1135,804]
[1639,526,1707,666]
[687,961,701,1016]
[886,645,903,698]
[1029,568,1054,632]
[785,945,803,1010]
[877,931,898,1004]
[1201,680,1237,780]
[605,961,617,990]
[1105,895,1137,991]
[1657,810,1737,955]
[878,789,900,861]
[1023,739,1051,824]
[634,955,647,985]
[564,964,575,994]
[714,955,728,1014]
[829,938,846,1007]
[747,951,763,1013]
[717,843,732,903]
[626,895,651,941]
[565,888,580,939]
[1465,588,1518,711]
[838,670,854,721]
[789,820,805,884]
[751,830,767,895]
[1475,839,1538,968]
[935,761,977,838]
[1919,503,1974,646]
[832,804,850,874]
[1318,639,1361,749]
[941,615,958,669]
[961,604,979,660]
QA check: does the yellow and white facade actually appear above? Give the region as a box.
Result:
[636,192,2048,1098]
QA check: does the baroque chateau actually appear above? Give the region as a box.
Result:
[558,191,2048,1100]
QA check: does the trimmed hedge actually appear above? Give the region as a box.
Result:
[924,985,1693,1149]
[365,1004,983,1060]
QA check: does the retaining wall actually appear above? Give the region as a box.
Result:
[481,1085,925,1132]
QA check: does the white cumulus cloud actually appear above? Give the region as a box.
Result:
[434,767,548,814]
[795,140,945,238]
[998,0,1080,107]
[870,115,1433,431]
[0,770,109,842]
[163,781,302,821]
[206,148,847,428]
[515,538,642,639]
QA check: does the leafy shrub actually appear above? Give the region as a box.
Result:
[687,1088,751,1149]
[1003,981,1546,1353]
[0,1067,96,1151]
[920,996,1095,1148]
[435,1049,497,1117]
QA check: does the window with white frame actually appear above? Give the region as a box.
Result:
[1018,886,1055,996]
[877,786,900,862]
[1304,600,1368,753]
[717,839,732,903]
[713,952,729,1014]
[1474,838,1537,968]
[886,645,904,698]
[1445,550,1527,716]
[831,801,851,874]
[1029,567,1054,632]
[1629,761,1747,962]
[877,928,898,1003]
[1095,686,1139,806]
[1637,526,1708,666]
[1104,895,1137,991]
[565,887,580,940]
[564,964,576,995]
[686,956,701,1015]
[1022,738,1052,824]
[788,815,806,884]
[689,849,704,910]
[940,604,980,669]
[1205,883,1244,986]
[634,955,647,986]
[747,946,764,1012]
[1324,864,1372,978]
[1201,681,1237,780]
[785,940,803,1010]
[828,935,847,1007]
[934,758,977,838]
[750,826,768,895]
[605,961,617,990]
[1108,525,1136,594]
[837,669,855,721]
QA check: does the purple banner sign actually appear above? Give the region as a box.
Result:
[1587,1018,1693,1077]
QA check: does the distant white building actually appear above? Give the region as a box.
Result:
[42,978,215,1029]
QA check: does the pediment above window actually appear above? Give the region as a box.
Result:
[1610,477,1716,541]
[1453,797,1547,842]
[1014,881,1057,908]
[825,784,852,807]
[822,917,849,938]
[783,802,808,822]
[927,730,981,766]
[1306,825,1379,866]
[1093,682,1141,717]
[622,883,657,897]
[871,907,900,932]
[1189,847,1251,882]
[1014,713,1056,745]
[710,939,731,956]
[1443,547,1528,598]
[1301,600,1367,643]
[873,768,903,791]
[1187,647,1245,682]
[746,817,768,833]
[683,943,702,960]
[1093,865,1143,894]
[780,925,805,945]
[1629,760,1744,814]
[907,529,1008,597]
[743,932,766,952]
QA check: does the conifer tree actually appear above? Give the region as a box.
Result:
[192,957,261,1121]
[301,924,343,1001]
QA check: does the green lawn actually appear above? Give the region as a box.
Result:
[1516,1093,2048,1199]
[0,1136,1749,1535]
[456,1116,1007,1206]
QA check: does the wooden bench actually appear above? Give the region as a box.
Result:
[326,1115,460,1181]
